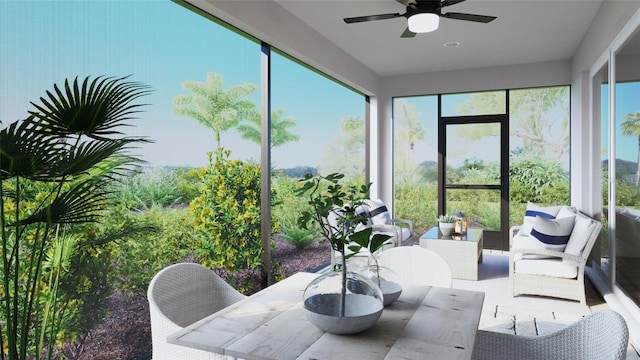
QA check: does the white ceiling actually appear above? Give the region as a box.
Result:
[255,0,605,77]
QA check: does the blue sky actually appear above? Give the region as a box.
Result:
[601,83,640,163]
[1,0,363,169]
[615,82,640,163]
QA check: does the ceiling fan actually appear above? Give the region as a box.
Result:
[343,0,497,38]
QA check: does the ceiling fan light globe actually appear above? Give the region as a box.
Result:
[408,13,439,33]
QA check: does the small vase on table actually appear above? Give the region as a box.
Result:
[437,214,456,236]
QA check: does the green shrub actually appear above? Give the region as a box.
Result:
[509,202,528,226]
[51,232,113,356]
[112,166,194,210]
[395,182,438,234]
[614,178,640,206]
[281,227,317,249]
[190,149,277,274]
[509,156,569,204]
[174,167,204,204]
[272,175,321,249]
[1,186,115,357]
[472,202,501,230]
[108,204,195,296]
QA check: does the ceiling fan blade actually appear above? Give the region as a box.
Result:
[395,0,417,6]
[344,13,403,24]
[442,12,497,23]
[401,27,417,38]
[441,0,466,7]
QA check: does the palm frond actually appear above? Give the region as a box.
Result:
[0,116,64,180]
[29,75,152,139]
[88,223,159,247]
[47,138,149,179]
[43,233,79,273]
[15,177,113,225]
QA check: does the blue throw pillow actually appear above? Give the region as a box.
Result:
[530,216,575,252]
[519,202,561,236]
[364,199,392,225]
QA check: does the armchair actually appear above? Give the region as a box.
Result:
[362,199,414,246]
[472,310,628,360]
[509,210,602,304]
[147,263,246,360]
[327,199,413,267]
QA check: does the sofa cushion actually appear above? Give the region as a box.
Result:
[563,215,598,266]
[530,216,575,252]
[354,204,372,231]
[556,205,578,219]
[365,199,392,225]
[519,202,562,236]
[514,258,578,278]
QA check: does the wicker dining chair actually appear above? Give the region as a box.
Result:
[377,246,453,288]
[147,262,246,360]
[472,310,629,360]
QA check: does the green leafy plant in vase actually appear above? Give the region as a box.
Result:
[296,173,390,334]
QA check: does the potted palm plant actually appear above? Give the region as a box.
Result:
[296,173,390,334]
[1,75,151,360]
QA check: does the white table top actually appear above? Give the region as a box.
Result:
[421,227,483,243]
[167,271,485,360]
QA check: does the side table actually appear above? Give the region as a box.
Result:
[419,227,483,281]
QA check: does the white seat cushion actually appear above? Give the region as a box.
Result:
[512,234,553,259]
[514,258,578,278]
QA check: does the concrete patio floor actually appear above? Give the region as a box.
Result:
[453,249,640,359]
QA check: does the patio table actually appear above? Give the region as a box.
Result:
[420,227,484,280]
[167,271,485,360]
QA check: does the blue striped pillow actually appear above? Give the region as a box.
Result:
[530,216,575,252]
[365,199,392,225]
[519,202,561,236]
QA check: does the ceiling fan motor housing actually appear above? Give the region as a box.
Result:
[405,0,443,18]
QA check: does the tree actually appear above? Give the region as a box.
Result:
[320,116,365,179]
[394,100,426,185]
[457,87,570,161]
[236,108,300,147]
[173,72,257,149]
[621,111,640,187]
[395,99,426,163]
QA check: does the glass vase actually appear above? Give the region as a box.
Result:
[303,268,383,335]
[361,264,402,306]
